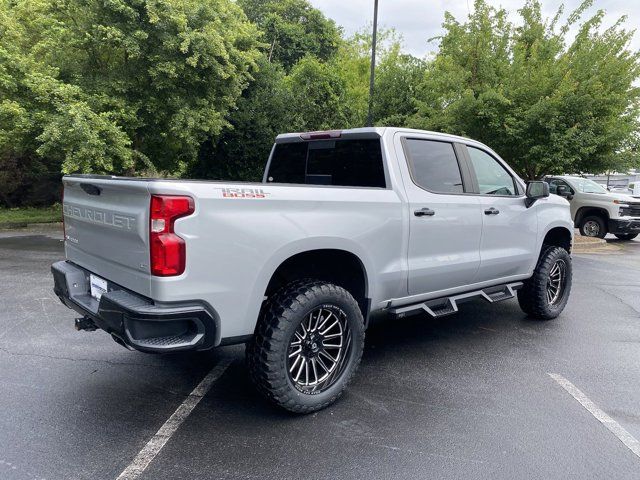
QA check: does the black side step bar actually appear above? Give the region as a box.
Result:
[389,282,523,319]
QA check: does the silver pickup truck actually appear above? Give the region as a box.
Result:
[52,127,574,412]
[545,175,640,240]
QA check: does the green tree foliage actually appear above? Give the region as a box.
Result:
[1,1,129,204]
[193,0,349,181]
[370,34,426,125]
[326,32,371,128]
[191,57,298,181]
[1,0,260,183]
[3,0,640,207]
[286,55,353,130]
[238,0,341,70]
[312,29,426,129]
[196,26,426,181]
[411,0,640,178]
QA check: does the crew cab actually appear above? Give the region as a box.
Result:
[546,175,640,240]
[52,128,574,412]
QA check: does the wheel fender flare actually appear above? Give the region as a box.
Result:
[575,207,609,226]
[246,237,374,328]
[531,222,574,273]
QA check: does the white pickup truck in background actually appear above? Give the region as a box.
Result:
[546,175,640,240]
[52,127,574,412]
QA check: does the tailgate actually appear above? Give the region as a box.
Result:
[62,177,152,297]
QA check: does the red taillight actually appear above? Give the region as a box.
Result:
[149,195,195,276]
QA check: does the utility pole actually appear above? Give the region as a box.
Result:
[366,0,379,127]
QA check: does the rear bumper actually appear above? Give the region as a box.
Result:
[609,218,640,235]
[51,260,218,353]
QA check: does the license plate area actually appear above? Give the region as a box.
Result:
[89,274,108,301]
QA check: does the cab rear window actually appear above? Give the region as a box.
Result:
[266,139,386,188]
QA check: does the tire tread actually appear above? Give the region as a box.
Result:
[517,246,572,320]
[247,279,364,413]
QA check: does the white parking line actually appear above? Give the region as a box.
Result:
[116,358,234,480]
[548,373,640,459]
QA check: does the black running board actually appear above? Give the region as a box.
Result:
[389,282,523,319]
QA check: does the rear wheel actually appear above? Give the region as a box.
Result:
[247,279,365,413]
[579,215,607,238]
[614,233,638,241]
[518,246,572,320]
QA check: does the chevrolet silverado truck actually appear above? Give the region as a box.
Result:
[52,127,574,413]
[546,175,640,240]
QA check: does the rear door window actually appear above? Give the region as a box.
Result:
[404,139,464,193]
[267,139,386,188]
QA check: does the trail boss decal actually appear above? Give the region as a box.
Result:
[218,187,270,199]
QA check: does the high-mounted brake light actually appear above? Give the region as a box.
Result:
[149,195,195,276]
[300,130,342,140]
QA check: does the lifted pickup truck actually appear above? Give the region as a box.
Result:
[546,175,640,240]
[52,127,573,412]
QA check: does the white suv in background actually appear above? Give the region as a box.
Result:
[546,175,640,240]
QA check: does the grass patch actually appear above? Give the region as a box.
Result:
[0,204,62,226]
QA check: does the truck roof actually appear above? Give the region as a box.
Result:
[275,127,487,147]
[275,127,385,141]
[547,175,592,182]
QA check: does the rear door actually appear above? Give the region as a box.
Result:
[462,145,538,282]
[62,177,152,296]
[395,134,483,295]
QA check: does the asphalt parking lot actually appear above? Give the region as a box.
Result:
[1,225,639,480]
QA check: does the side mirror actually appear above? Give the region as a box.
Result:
[556,185,574,200]
[525,181,550,208]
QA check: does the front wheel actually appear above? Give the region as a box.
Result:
[518,246,572,320]
[614,233,638,241]
[247,279,365,413]
[579,216,607,238]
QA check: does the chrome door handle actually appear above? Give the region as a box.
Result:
[484,207,500,215]
[414,208,435,217]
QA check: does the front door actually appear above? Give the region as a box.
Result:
[464,145,538,282]
[548,178,577,218]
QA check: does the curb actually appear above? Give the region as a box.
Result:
[0,221,63,231]
[571,229,617,253]
[572,236,622,254]
[572,229,605,245]
[572,244,621,254]
[0,222,29,229]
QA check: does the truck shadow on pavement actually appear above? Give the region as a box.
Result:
[194,297,554,418]
[37,296,572,480]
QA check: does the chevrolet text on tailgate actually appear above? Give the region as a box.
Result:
[52,127,574,413]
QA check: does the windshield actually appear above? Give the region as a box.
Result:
[571,178,608,194]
